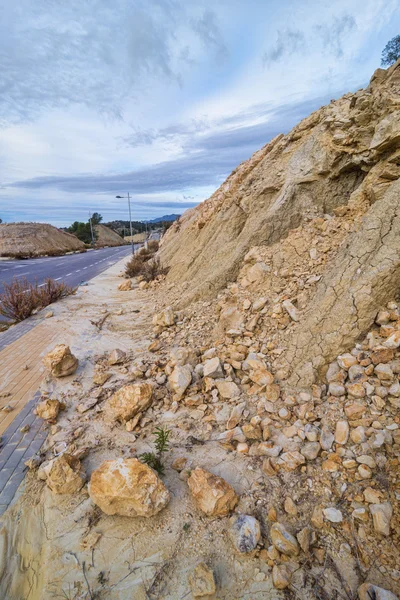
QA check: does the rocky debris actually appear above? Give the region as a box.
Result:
[40,454,85,494]
[189,563,216,597]
[108,348,126,365]
[43,344,78,377]
[93,370,111,385]
[203,357,224,379]
[323,507,343,523]
[187,468,238,517]
[107,383,153,423]
[229,514,261,553]
[35,398,64,422]
[270,523,299,557]
[358,583,399,600]
[152,307,175,327]
[89,458,170,517]
[118,279,132,291]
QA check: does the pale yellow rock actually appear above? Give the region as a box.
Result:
[118,279,132,291]
[107,383,153,422]
[43,344,78,377]
[189,563,216,597]
[152,307,175,327]
[272,564,292,589]
[89,458,170,517]
[187,467,238,517]
[270,523,299,556]
[43,454,85,494]
[35,399,63,422]
[169,365,192,398]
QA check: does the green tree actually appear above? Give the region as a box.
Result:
[68,220,97,244]
[91,212,103,225]
[381,35,400,67]
[0,218,2,224]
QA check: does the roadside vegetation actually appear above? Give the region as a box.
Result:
[0,277,76,322]
[124,241,168,282]
[67,212,102,245]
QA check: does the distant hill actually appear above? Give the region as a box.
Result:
[149,214,180,223]
[95,224,128,247]
[0,222,85,257]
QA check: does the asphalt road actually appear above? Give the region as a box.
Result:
[0,246,134,296]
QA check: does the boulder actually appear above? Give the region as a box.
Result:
[270,522,299,556]
[35,398,63,422]
[230,514,261,553]
[152,307,175,327]
[43,344,78,377]
[169,365,192,399]
[89,458,170,517]
[189,563,216,597]
[118,279,132,291]
[187,467,238,517]
[42,454,85,494]
[107,383,153,422]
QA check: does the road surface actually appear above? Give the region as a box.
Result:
[0,246,134,296]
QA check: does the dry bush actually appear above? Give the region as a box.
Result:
[125,254,145,277]
[138,246,154,262]
[37,278,76,305]
[0,277,75,322]
[141,258,169,282]
[147,240,159,252]
[0,277,40,322]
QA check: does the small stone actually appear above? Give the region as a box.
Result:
[311,505,324,528]
[358,464,372,479]
[172,457,187,472]
[320,427,334,450]
[36,398,63,422]
[329,382,345,397]
[300,442,320,461]
[45,310,54,319]
[297,527,313,552]
[346,383,366,399]
[118,279,132,291]
[278,451,305,471]
[284,497,297,515]
[350,426,366,444]
[93,371,111,385]
[282,299,299,322]
[374,363,394,380]
[189,563,216,597]
[323,507,343,523]
[272,564,291,590]
[108,349,126,365]
[107,383,153,423]
[229,514,261,553]
[203,357,224,379]
[216,380,240,399]
[370,503,393,536]
[169,365,192,399]
[363,487,383,503]
[152,307,175,327]
[187,468,238,517]
[270,522,299,556]
[383,330,400,349]
[337,353,358,369]
[335,420,349,445]
[43,454,85,494]
[247,359,274,386]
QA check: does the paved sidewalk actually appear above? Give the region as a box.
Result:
[0,391,47,515]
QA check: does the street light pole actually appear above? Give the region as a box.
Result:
[116,193,134,255]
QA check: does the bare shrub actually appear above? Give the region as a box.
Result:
[0,277,76,322]
[37,278,76,305]
[147,240,159,252]
[0,277,40,322]
[125,254,145,277]
[141,258,169,282]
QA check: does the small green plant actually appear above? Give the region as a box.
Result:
[140,427,170,475]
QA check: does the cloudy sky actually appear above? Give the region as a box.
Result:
[0,0,399,226]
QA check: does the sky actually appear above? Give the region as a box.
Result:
[0,0,399,226]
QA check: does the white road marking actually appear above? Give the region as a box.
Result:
[54,277,62,281]
[75,270,81,273]
[65,273,72,276]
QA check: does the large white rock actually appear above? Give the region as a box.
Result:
[169,365,192,398]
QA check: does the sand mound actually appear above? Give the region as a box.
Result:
[95,224,127,247]
[0,222,85,257]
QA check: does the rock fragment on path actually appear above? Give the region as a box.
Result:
[229,514,261,553]
[41,454,85,494]
[189,563,216,597]
[107,383,153,423]
[43,344,78,377]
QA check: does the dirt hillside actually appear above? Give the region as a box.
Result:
[0,222,85,257]
[95,224,127,247]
